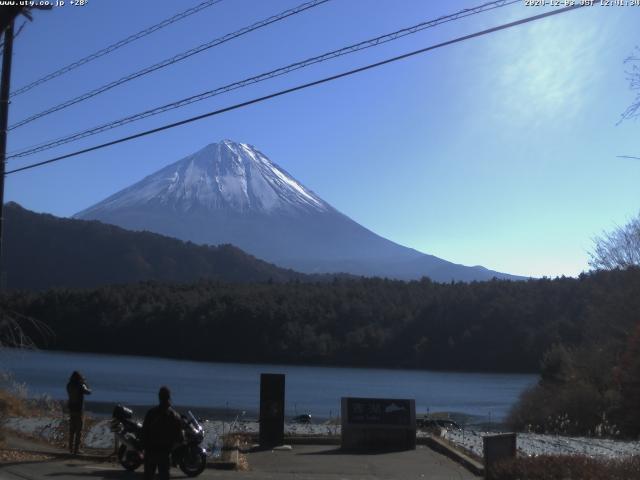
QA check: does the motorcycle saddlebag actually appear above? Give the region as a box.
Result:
[113,405,134,420]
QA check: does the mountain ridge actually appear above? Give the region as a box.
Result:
[74,140,524,282]
[3,202,326,290]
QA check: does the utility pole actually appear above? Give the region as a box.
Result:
[0,6,50,289]
[0,19,14,290]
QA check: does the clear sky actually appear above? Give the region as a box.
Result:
[4,0,640,278]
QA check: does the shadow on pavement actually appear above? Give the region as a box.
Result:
[44,472,139,479]
[297,447,414,456]
[43,466,192,479]
[0,457,61,469]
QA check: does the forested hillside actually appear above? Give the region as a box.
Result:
[3,202,315,289]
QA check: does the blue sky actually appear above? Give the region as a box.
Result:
[5,0,640,278]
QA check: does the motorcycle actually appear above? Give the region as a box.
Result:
[111,405,144,471]
[171,411,207,476]
[110,404,208,477]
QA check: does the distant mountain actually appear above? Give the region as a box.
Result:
[75,139,523,282]
[3,202,313,290]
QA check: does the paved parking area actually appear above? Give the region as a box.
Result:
[0,443,477,480]
[240,443,477,479]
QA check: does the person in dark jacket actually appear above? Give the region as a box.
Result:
[142,386,183,480]
[66,371,91,454]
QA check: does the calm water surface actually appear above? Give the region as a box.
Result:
[0,349,536,421]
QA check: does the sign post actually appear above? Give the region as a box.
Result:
[483,433,516,480]
[259,373,285,448]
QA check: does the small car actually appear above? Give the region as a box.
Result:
[292,414,312,424]
[416,418,460,430]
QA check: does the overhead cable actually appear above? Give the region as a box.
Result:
[5,4,586,176]
[8,0,331,130]
[10,0,225,98]
[8,0,518,159]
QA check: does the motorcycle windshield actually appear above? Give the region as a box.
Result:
[187,411,201,430]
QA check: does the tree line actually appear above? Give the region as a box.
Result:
[2,268,638,377]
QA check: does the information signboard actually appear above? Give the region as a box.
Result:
[341,397,416,451]
[346,398,412,425]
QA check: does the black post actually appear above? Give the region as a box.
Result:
[0,20,14,289]
[259,373,285,448]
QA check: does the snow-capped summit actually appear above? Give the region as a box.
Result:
[75,140,521,282]
[77,140,327,217]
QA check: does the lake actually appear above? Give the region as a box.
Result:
[0,349,536,423]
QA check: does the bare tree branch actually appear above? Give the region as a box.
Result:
[619,46,640,124]
[0,307,54,349]
[589,211,640,270]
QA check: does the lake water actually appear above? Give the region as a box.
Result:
[0,349,537,423]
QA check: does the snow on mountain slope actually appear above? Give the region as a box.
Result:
[77,140,327,217]
[75,140,522,282]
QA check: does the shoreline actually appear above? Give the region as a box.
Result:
[1,349,535,424]
[79,400,502,431]
[4,414,639,460]
[1,347,541,377]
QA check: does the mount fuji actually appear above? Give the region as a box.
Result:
[75,140,521,281]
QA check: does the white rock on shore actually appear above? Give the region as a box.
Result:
[4,417,64,442]
[5,416,638,459]
[3,416,338,450]
[441,428,640,459]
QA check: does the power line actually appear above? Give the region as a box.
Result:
[9,0,331,131]
[9,0,519,159]
[9,0,224,98]
[5,3,586,176]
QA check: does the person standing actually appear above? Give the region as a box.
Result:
[142,386,183,480]
[66,371,91,455]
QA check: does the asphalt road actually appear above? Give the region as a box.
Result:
[0,444,477,480]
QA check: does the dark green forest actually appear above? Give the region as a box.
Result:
[2,267,640,435]
[1,268,637,373]
[3,202,318,290]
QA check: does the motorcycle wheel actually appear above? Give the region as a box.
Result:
[118,444,143,471]
[179,445,207,477]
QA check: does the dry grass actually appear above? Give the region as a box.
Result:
[0,387,97,452]
[491,454,640,480]
[222,433,250,471]
[0,389,30,446]
[0,449,54,464]
[224,433,252,446]
[0,389,30,418]
[235,451,249,471]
